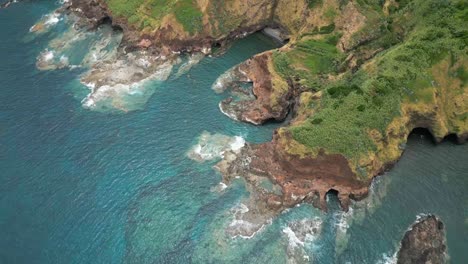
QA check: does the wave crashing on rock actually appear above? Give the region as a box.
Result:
[31,5,182,112]
[187,131,245,162]
[283,217,323,263]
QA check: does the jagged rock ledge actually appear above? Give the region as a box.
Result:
[215,130,368,214]
[216,127,467,219]
[218,52,293,125]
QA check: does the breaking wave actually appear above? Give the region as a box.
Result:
[29,10,62,34]
[30,6,185,112]
[377,252,398,264]
[81,60,174,112]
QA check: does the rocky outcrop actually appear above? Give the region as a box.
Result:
[219,52,292,125]
[65,0,110,29]
[216,130,369,213]
[396,215,448,264]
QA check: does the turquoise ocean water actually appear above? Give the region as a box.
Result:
[1,2,467,263]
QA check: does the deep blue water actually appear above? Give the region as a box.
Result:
[1,2,467,264]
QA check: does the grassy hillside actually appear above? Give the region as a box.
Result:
[106,0,203,34]
[274,0,467,177]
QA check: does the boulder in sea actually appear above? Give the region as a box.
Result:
[396,215,447,264]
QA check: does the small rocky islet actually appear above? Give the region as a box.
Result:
[21,0,466,260]
[396,215,448,264]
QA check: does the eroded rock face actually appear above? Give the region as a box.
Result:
[65,0,109,29]
[216,131,369,213]
[396,215,447,264]
[219,52,292,125]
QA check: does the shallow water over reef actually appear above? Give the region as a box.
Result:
[1,2,467,264]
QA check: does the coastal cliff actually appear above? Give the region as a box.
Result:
[66,0,467,211]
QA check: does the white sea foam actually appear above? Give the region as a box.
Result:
[283,227,305,248]
[212,67,237,93]
[36,49,61,70]
[224,203,272,239]
[230,136,245,153]
[377,252,398,264]
[44,13,61,26]
[228,219,268,239]
[218,102,239,121]
[59,55,69,65]
[43,50,54,61]
[175,53,204,78]
[187,131,245,162]
[81,62,173,111]
[283,217,323,248]
[282,217,323,263]
[336,207,353,234]
[30,11,62,33]
[219,182,228,190]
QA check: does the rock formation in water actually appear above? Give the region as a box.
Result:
[396,215,448,264]
[61,0,467,211]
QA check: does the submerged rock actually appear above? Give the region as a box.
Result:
[29,10,62,34]
[396,215,447,264]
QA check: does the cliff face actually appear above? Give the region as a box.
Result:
[78,0,468,210]
[79,0,278,52]
[75,0,338,52]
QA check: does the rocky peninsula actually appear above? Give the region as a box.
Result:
[45,0,467,214]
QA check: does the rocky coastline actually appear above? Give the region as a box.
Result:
[30,0,467,219]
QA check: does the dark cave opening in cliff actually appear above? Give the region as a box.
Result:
[325,189,341,211]
[97,16,123,33]
[409,127,460,145]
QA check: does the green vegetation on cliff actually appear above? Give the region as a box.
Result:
[276,0,467,171]
[101,0,466,178]
[106,0,203,34]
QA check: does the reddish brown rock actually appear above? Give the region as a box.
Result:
[397,215,447,264]
[216,130,370,213]
[251,131,368,211]
[220,52,292,125]
[138,39,152,49]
